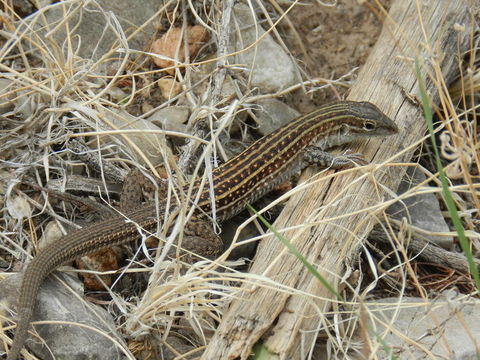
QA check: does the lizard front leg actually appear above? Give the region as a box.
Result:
[302,145,367,169]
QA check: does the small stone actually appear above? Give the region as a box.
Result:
[221,215,259,260]
[365,295,480,359]
[106,86,129,103]
[387,167,453,249]
[6,195,32,220]
[0,272,124,360]
[231,4,299,92]
[189,55,237,103]
[76,248,119,290]
[104,109,168,166]
[253,99,300,136]
[39,221,65,249]
[157,78,183,99]
[36,0,160,59]
[147,106,189,135]
[12,90,37,119]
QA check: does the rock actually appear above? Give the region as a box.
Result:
[11,90,39,120]
[105,108,167,166]
[231,3,299,92]
[366,294,480,359]
[11,0,35,17]
[157,78,183,99]
[36,0,160,59]
[38,221,65,249]
[147,106,189,134]
[6,195,32,220]
[106,86,130,104]
[253,98,300,135]
[1,272,124,360]
[221,215,259,260]
[189,55,237,104]
[387,167,453,249]
[160,335,197,360]
[76,248,119,291]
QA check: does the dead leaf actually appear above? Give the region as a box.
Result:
[151,25,209,75]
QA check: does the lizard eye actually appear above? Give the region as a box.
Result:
[363,121,376,131]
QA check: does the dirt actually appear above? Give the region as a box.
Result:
[283,0,392,112]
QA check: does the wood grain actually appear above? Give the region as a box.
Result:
[202,0,475,359]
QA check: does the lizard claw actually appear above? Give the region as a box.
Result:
[339,150,368,167]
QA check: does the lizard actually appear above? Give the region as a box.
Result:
[5,100,398,359]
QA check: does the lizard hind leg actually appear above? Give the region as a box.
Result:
[122,167,223,261]
[120,167,169,210]
[177,219,224,262]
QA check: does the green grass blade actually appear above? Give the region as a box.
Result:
[250,341,274,360]
[247,204,343,301]
[415,57,480,290]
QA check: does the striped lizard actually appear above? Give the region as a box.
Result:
[5,101,398,359]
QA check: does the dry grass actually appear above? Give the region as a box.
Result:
[0,0,479,359]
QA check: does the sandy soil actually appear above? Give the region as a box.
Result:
[284,0,391,112]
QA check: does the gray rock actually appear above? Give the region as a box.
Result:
[387,167,453,249]
[221,215,259,260]
[232,3,299,92]
[189,58,238,104]
[367,295,480,360]
[159,335,197,360]
[105,108,167,166]
[5,195,32,220]
[147,106,189,134]
[253,98,300,136]
[1,271,125,360]
[36,0,159,60]
[16,93,39,119]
